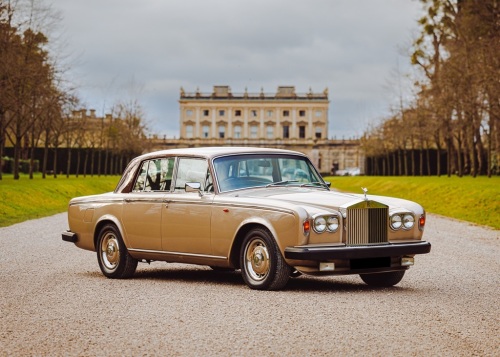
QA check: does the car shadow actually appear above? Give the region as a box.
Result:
[122,264,415,293]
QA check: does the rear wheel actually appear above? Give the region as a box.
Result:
[97,224,137,279]
[240,228,292,290]
[359,270,405,287]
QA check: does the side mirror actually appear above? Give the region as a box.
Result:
[185,182,203,196]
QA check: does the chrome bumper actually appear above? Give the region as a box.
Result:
[284,241,431,260]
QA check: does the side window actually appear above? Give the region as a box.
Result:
[133,158,174,192]
[133,161,149,191]
[174,158,209,192]
[158,158,175,191]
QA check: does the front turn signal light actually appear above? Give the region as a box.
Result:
[419,213,426,230]
[303,220,311,235]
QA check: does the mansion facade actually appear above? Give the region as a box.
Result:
[151,85,364,175]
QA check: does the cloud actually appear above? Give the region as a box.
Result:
[49,0,423,138]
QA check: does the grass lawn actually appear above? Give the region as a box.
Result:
[0,174,120,227]
[325,175,499,230]
[0,174,498,230]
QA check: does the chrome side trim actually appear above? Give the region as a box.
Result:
[128,248,226,260]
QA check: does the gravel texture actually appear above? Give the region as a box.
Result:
[0,213,498,356]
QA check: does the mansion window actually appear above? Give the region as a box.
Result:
[186,125,193,138]
[234,125,242,138]
[218,125,225,138]
[203,110,210,117]
[186,110,193,117]
[250,125,258,138]
[299,110,306,117]
[202,125,210,138]
[283,110,289,117]
[219,110,225,116]
[299,126,306,139]
[266,125,274,139]
[235,110,241,116]
[315,127,322,139]
[267,110,273,117]
[315,110,322,117]
[251,110,258,117]
[283,125,290,139]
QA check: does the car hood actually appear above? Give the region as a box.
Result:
[224,187,423,214]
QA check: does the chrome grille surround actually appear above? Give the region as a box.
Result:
[345,200,389,246]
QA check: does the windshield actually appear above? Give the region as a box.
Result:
[213,154,326,192]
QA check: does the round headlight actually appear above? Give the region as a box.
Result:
[390,214,402,230]
[327,216,339,232]
[403,214,415,229]
[313,216,327,233]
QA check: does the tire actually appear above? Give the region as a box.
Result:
[359,270,405,287]
[240,228,292,290]
[97,224,138,279]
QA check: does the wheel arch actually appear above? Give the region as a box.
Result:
[229,221,277,269]
[93,215,126,251]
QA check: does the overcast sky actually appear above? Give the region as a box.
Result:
[48,0,424,140]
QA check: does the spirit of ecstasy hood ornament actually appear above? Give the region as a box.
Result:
[362,187,368,201]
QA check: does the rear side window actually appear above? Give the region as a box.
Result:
[133,158,174,192]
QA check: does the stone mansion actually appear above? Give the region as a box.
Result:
[153,85,363,175]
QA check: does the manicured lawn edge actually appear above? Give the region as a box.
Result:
[0,175,120,227]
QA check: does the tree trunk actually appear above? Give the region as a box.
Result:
[66,147,71,178]
[53,146,58,178]
[104,149,109,176]
[29,132,35,179]
[42,128,50,179]
[90,148,95,177]
[419,147,424,176]
[76,148,81,178]
[426,147,431,176]
[13,134,22,180]
[83,148,89,177]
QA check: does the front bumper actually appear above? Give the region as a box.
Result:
[284,241,431,261]
[62,230,78,243]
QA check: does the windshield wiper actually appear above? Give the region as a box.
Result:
[266,180,299,187]
[300,181,330,189]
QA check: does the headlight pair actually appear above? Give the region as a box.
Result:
[312,214,340,233]
[390,213,415,230]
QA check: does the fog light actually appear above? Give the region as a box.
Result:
[319,262,335,271]
[401,257,414,266]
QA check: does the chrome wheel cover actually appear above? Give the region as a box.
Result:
[245,238,270,281]
[100,232,120,271]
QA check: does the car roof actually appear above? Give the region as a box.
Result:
[137,147,306,161]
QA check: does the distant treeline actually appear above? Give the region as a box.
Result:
[364,148,491,176]
[0,1,148,180]
[362,0,498,177]
[2,147,135,177]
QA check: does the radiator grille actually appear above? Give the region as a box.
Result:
[346,206,388,245]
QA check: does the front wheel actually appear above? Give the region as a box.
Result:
[97,224,138,279]
[359,270,405,287]
[240,228,292,290]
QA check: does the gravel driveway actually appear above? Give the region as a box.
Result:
[0,213,498,356]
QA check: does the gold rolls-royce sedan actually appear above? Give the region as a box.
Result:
[62,147,431,290]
